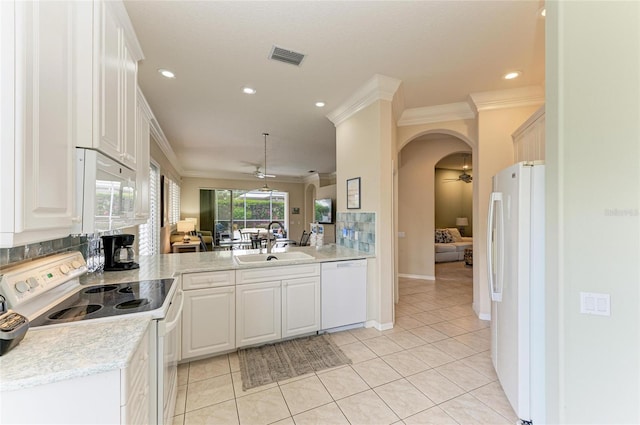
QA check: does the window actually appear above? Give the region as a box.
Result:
[139,162,160,255]
[209,189,288,237]
[169,179,181,225]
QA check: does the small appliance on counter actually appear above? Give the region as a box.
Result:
[0,296,29,356]
[102,234,139,271]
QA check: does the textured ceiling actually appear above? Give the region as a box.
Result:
[124,1,545,181]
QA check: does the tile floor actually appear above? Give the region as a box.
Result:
[172,262,516,425]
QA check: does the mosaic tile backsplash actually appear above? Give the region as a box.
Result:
[0,231,122,272]
[336,212,376,254]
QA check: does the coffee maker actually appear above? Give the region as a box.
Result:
[102,234,139,271]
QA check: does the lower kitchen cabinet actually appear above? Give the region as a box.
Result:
[182,286,235,359]
[236,281,282,347]
[282,276,320,338]
[181,270,235,360]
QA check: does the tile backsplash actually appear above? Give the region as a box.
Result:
[336,212,376,254]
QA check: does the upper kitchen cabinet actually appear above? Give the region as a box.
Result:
[0,1,79,247]
[75,0,144,170]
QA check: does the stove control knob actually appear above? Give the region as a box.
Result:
[15,281,30,294]
[71,260,82,269]
[60,264,70,275]
[27,277,39,289]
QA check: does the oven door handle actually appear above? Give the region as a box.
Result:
[159,289,184,337]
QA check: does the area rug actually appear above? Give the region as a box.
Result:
[238,334,352,390]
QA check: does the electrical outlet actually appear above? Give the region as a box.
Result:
[580,292,611,316]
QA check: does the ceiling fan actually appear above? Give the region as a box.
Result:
[254,133,278,192]
[443,156,473,183]
[248,166,275,179]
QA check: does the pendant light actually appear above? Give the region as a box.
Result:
[255,133,277,193]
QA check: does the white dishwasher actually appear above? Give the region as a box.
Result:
[321,260,367,330]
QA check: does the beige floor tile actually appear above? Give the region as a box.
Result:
[175,385,187,415]
[173,414,185,425]
[385,331,428,349]
[404,406,458,425]
[459,352,497,380]
[236,387,291,425]
[271,417,295,425]
[409,344,456,368]
[407,370,465,404]
[435,362,494,391]
[336,390,400,425]
[396,303,423,316]
[410,326,449,343]
[231,371,278,398]
[229,351,241,372]
[362,336,405,356]
[188,355,231,383]
[412,312,446,325]
[428,322,468,338]
[327,330,358,346]
[186,373,235,412]
[432,339,478,359]
[317,365,369,400]
[470,382,517,422]
[292,402,350,425]
[381,351,431,377]
[338,340,378,363]
[410,301,441,312]
[395,316,425,330]
[279,375,333,415]
[178,363,189,386]
[453,333,490,352]
[374,379,434,419]
[439,393,511,425]
[184,399,239,425]
[349,326,383,341]
[447,316,490,332]
[352,358,402,387]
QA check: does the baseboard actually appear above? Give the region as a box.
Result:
[365,320,394,331]
[398,273,436,281]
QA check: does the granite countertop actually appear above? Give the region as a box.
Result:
[0,317,150,392]
[81,244,372,285]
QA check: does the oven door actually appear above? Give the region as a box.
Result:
[157,288,184,425]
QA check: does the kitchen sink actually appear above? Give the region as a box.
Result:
[234,251,315,264]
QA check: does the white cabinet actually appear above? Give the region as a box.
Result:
[182,271,235,359]
[236,281,282,347]
[122,326,151,425]
[236,264,320,347]
[134,88,152,222]
[513,105,545,163]
[282,276,320,338]
[76,0,143,169]
[0,0,78,248]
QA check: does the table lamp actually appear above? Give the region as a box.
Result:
[456,217,469,236]
[177,220,195,243]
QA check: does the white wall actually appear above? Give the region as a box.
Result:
[546,2,640,422]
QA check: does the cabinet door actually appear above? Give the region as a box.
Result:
[134,91,150,222]
[182,286,235,359]
[0,1,77,247]
[282,276,320,338]
[236,281,281,347]
[121,40,137,169]
[95,0,121,160]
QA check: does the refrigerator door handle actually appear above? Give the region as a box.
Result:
[487,192,504,302]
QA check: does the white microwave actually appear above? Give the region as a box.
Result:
[73,148,136,234]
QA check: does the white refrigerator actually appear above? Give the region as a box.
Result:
[487,161,545,424]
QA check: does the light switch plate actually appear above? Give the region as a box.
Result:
[580,292,611,316]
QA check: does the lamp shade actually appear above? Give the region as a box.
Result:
[185,217,198,229]
[456,217,469,226]
[177,220,195,233]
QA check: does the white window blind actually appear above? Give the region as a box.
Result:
[139,163,159,255]
[169,179,180,225]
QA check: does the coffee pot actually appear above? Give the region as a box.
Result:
[102,234,139,271]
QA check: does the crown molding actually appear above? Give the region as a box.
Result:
[326,74,401,127]
[397,102,475,127]
[468,85,545,113]
[180,169,304,184]
[148,117,184,177]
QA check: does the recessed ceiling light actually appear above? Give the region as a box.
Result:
[503,71,522,80]
[315,101,325,108]
[158,69,175,79]
[243,87,256,94]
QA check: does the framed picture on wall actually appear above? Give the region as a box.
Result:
[347,177,361,209]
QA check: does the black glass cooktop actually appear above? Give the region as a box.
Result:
[29,279,174,327]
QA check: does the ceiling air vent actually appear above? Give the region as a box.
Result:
[269,46,305,66]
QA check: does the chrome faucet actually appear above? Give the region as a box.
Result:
[266,221,284,253]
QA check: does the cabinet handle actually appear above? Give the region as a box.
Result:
[71,216,82,223]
